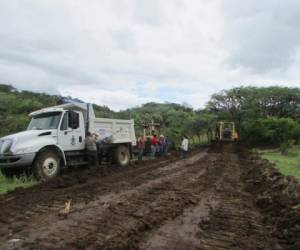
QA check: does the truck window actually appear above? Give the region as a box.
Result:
[28,112,62,130]
[68,111,79,129]
[60,113,68,130]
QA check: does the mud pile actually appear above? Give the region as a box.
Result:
[243,154,300,249]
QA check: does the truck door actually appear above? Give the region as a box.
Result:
[58,111,85,151]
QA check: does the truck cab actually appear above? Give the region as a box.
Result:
[28,108,86,151]
[0,103,136,181]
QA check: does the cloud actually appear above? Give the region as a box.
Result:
[222,0,300,73]
[0,0,298,110]
[58,85,159,111]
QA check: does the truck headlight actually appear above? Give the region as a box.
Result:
[0,139,13,154]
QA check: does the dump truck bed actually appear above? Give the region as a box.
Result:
[90,117,136,146]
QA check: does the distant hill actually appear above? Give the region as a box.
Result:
[0,84,117,137]
[0,84,199,144]
[1,84,299,147]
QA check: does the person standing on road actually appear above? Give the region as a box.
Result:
[151,134,158,159]
[180,135,189,159]
[137,135,145,161]
[85,132,99,168]
[159,135,166,155]
[165,136,171,154]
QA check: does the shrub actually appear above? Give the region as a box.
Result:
[242,117,300,146]
[280,142,289,155]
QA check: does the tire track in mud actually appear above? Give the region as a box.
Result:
[1,145,299,250]
[0,157,181,244]
[138,152,279,250]
[61,153,210,250]
[0,151,208,249]
[193,153,279,250]
[0,154,183,234]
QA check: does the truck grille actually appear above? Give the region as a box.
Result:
[0,156,20,164]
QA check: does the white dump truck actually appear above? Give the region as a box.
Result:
[0,102,136,180]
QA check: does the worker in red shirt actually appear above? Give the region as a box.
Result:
[151,134,158,159]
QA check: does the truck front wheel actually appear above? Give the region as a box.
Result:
[33,150,61,181]
[114,145,130,167]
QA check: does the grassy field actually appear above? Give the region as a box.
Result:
[258,145,300,180]
[0,172,36,195]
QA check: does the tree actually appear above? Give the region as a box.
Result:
[207,86,300,145]
[207,86,300,121]
[242,117,300,147]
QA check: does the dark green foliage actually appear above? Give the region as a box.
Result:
[0,84,122,137]
[0,85,61,137]
[0,85,210,146]
[2,83,298,148]
[243,117,300,146]
[207,86,300,146]
[207,86,300,121]
[0,84,15,92]
[93,104,117,118]
[116,102,204,146]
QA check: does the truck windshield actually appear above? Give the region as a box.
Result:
[27,112,62,130]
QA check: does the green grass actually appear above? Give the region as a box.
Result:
[190,133,210,147]
[0,172,37,195]
[258,145,300,180]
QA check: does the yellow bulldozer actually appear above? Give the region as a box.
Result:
[214,122,238,142]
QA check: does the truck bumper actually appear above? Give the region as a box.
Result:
[0,153,36,169]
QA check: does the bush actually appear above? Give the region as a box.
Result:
[242,117,300,146]
[280,142,289,155]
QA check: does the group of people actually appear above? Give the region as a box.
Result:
[150,134,171,159]
[136,134,171,161]
[85,131,190,167]
[137,133,189,161]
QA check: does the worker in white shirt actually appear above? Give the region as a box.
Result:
[180,135,189,159]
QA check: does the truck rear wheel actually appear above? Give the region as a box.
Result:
[114,145,130,167]
[33,150,61,181]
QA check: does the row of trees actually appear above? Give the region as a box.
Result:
[0,84,214,147]
[1,84,299,149]
[116,102,215,146]
[0,85,60,137]
[207,86,300,147]
[0,84,118,137]
[207,86,300,121]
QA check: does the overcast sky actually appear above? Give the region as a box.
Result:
[0,0,299,110]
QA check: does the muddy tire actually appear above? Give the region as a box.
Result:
[114,145,130,167]
[33,150,61,181]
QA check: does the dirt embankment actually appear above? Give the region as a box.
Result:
[0,145,299,250]
[241,151,300,249]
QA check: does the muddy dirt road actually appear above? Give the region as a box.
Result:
[0,145,299,249]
